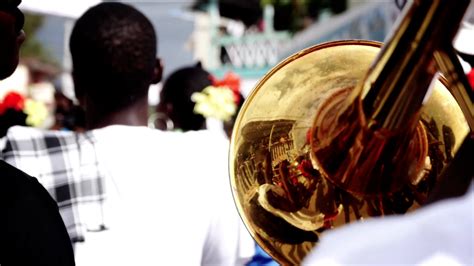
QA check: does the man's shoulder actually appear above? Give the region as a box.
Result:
[302,190,474,265]
[2,126,93,155]
[0,161,76,265]
[0,160,55,207]
[1,126,99,193]
[0,160,36,190]
[6,125,75,138]
[1,127,106,243]
[180,130,229,149]
[0,160,54,208]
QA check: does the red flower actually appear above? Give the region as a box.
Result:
[0,92,25,115]
[210,72,242,103]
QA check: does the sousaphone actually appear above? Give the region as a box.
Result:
[229,0,474,264]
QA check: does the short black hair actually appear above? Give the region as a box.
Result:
[160,63,212,131]
[70,2,157,113]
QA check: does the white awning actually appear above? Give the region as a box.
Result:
[19,0,101,19]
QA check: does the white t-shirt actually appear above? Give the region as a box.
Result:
[74,126,254,266]
[302,187,474,266]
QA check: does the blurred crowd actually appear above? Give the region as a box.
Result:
[0,61,85,136]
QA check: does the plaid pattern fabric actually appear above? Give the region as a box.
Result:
[1,126,106,243]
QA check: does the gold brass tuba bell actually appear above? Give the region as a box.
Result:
[229,0,473,264]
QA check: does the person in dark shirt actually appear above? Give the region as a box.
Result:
[0,161,75,265]
[0,0,75,265]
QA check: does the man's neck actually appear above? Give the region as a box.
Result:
[85,98,149,130]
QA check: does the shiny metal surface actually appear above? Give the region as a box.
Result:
[229,40,470,265]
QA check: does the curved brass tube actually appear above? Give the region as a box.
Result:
[229,0,473,264]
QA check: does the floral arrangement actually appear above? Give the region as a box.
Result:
[191,72,242,122]
[0,91,48,128]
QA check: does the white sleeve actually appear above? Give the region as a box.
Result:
[192,131,255,265]
[237,219,257,265]
[200,141,255,265]
[302,190,474,265]
[201,189,255,266]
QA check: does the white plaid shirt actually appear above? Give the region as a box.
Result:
[1,126,107,243]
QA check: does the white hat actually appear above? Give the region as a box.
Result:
[454,22,474,55]
[454,3,474,55]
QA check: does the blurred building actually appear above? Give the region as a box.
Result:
[20,0,197,104]
[190,3,290,80]
[20,1,450,104]
[189,1,401,96]
[280,1,400,58]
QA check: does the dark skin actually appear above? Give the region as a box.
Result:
[73,59,163,129]
[0,10,25,80]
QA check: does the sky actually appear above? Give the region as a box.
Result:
[33,1,197,78]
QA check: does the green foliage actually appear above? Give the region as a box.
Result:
[261,0,347,33]
[23,13,43,34]
[20,13,57,66]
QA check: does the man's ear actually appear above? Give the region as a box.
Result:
[151,58,163,84]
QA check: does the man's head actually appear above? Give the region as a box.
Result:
[70,2,161,115]
[0,0,25,80]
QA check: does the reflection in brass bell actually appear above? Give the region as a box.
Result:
[229,0,473,265]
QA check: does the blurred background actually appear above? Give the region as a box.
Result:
[0,0,473,263]
[6,0,474,134]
